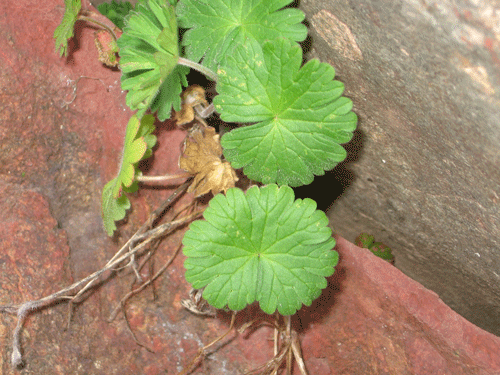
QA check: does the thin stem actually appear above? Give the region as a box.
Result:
[291,330,308,375]
[286,316,292,375]
[108,244,183,322]
[178,57,218,82]
[136,171,191,183]
[78,15,118,41]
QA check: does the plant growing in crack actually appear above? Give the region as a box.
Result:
[1,0,357,373]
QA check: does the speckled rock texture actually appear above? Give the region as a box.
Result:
[1,0,500,374]
[295,0,500,336]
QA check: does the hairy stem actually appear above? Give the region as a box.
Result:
[78,15,118,41]
[178,57,218,82]
[136,171,191,183]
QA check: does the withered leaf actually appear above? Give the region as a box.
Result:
[179,125,238,197]
[174,85,208,126]
[94,30,119,67]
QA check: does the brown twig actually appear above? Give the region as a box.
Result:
[0,181,194,368]
[108,244,183,322]
[243,314,309,375]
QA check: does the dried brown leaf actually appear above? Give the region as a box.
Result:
[94,30,119,67]
[179,125,238,197]
[174,85,209,126]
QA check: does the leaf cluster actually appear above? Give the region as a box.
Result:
[54,0,358,316]
[101,115,156,236]
[116,0,357,186]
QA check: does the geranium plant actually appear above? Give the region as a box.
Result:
[2,0,357,373]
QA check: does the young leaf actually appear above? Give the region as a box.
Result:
[97,0,133,30]
[355,233,375,249]
[101,115,157,235]
[149,65,190,121]
[176,0,307,71]
[118,0,186,118]
[214,38,358,187]
[54,0,82,57]
[182,184,337,316]
[355,233,395,264]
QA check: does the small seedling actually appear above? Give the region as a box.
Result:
[355,233,395,264]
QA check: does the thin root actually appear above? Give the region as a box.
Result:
[1,181,197,368]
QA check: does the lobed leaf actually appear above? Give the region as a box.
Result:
[182,184,338,316]
[54,0,82,57]
[97,0,134,30]
[101,180,131,236]
[118,0,187,118]
[101,115,157,235]
[176,0,307,71]
[214,38,358,187]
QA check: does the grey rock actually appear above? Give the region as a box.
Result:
[299,0,500,335]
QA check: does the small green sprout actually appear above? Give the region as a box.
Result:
[355,233,395,264]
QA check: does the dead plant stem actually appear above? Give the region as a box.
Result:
[1,181,194,368]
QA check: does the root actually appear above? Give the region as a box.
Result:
[0,181,203,369]
[61,76,106,108]
[244,315,308,375]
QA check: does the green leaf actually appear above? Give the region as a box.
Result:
[182,184,337,316]
[369,242,394,262]
[97,0,134,30]
[355,233,394,263]
[355,233,375,249]
[215,38,357,187]
[54,0,82,57]
[101,115,157,236]
[149,65,189,121]
[118,0,186,118]
[177,0,307,71]
[102,181,132,236]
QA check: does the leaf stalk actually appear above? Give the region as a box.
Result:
[178,57,218,82]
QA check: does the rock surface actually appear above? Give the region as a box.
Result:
[1,0,499,374]
[297,0,500,336]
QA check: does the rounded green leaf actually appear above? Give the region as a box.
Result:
[215,38,358,187]
[176,0,307,71]
[182,184,337,316]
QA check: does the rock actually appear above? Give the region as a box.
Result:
[298,0,500,336]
